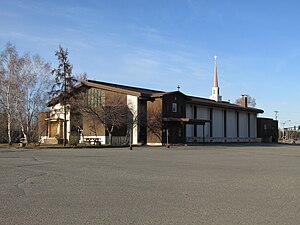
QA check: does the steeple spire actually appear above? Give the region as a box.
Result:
[210,55,222,102]
[214,56,218,87]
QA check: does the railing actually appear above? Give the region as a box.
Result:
[105,136,128,146]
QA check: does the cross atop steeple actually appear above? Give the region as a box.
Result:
[177,85,180,91]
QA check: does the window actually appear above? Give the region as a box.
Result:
[248,113,251,138]
[224,110,227,138]
[172,103,177,112]
[87,88,105,107]
[264,124,267,135]
[236,111,239,138]
[209,108,213,137]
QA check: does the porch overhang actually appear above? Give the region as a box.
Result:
[44,117,65,122]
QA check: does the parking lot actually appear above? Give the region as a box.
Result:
[1,144,300,225]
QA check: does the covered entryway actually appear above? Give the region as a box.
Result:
[162,118,211,144]
[43,118,64,144]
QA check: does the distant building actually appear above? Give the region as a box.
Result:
[257,118,278,142]
[39,58,264,145]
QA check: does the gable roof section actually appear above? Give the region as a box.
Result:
[84,80,164,97]
[47,79,165,106]
[150,91,263,113]
[151,91,187,98]
[187,95,264,113]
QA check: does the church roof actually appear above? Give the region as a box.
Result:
[47,79,264,113]
[84,80,164,96]
[187,96,263,113]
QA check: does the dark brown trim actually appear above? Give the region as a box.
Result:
[86,80,163,95]
[187,98,263,113]
[162,117,209,125]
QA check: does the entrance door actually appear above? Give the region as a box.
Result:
[49,122,59,138]
[167,124,184,144]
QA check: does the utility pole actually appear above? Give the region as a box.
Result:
[274,111,279,121]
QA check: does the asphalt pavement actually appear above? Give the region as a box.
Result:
[0,144,300,225]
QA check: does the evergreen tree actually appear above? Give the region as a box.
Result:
[51,45,77,146]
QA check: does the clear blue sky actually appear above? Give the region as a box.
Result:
[1,0,299,127]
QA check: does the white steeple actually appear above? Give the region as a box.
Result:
[210,56,222,102]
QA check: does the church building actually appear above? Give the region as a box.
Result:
[39,57,264,145]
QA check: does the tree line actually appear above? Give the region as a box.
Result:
[0,43,51,144]
[0,43,87,145]
[0,42,145,146]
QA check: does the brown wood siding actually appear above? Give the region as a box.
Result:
[105,90,126,104]
[106,90,127,137]
[147,98,163,144]
[138,99,148,144]
[79,90,128,137]
[38,112,49,136]
[82,113,105,136]
[70,111,83,135]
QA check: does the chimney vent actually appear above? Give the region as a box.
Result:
[241,94,248,107]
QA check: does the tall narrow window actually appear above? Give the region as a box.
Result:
[194,106,197,119]
[248,113,251,138]
[236,112,239,138]
[210,108,213,137]
[194,125,197,137]
[172,102,177,112]
[172,103,177,112]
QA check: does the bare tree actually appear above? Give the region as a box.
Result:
[147,107,163,143]
[74,89,128,145]
[0,43,22,145]
[0,43,51,144]
[235,94,256,107]
[19,53,51,142]
[74,72,88,83]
